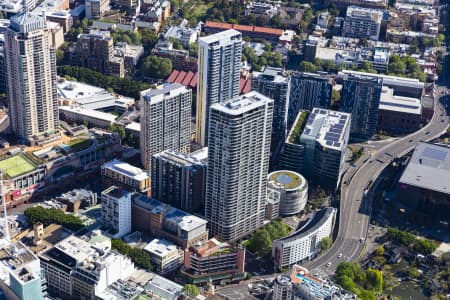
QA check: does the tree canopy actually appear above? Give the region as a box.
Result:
[140,56,173,79]
[112,239,153,270]
[319,237,333,251]
[24,206,84,231]
[58,66,150,99]
[183,284,199,297]
[246,220,292,256]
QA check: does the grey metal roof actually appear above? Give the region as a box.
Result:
[399,142,450,195]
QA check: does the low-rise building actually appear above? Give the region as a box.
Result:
[338,70,424,99]
[40,233,135,299]
[145,274,183,300]
[57,79,135,112]
[59,106,118,128]
[267,170,308,217]
[152,40,197,72]
[272,208,337,270]
[398,142,450,225]
[245,1,278,18]
[342,6,383,40]
[132,193,208,249]
[101,186,132,238]
[181,238,246,284]
[378,86,422,134]
[204,21,285,42]
[144,239,183,274]
[324,0,387,9]
[273,265,356,300]
[114,42,144,71]
[101,160,150,193]
[55,188,98,212]
[164,25,198,48]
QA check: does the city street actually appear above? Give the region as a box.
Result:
[306,82,450,276]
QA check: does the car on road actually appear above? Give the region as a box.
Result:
[409,139,413,142]
[359,238,364,243]
[326,262,332,267]
[425,131,430,135]
[338,253,343,258]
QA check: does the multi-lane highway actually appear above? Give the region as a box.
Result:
[306,84,450,275]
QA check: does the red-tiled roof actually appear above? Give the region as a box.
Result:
[253,26,283,35]
[189,74,197,88]
[175,71,187,83]
[242,77,252,94]
[204,21,284,38]
[205,21,233,30]
[182,71,194,86]
[166,69,198,89]
[167,70,179,83]
[233,24,254,32]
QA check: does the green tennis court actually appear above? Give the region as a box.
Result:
[0,155,37,178]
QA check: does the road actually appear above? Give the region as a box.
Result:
[306,84,450,276]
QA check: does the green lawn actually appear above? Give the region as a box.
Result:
[68,139,93,152]
[0,154,37,178]
[183,1,212,22]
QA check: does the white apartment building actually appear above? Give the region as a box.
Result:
[206,91,273,242]
[140,83,191,170]
[342,6,383,41]
[144,239,183,274]
[5,10,59,144]
[101,186,132,238]
[101,159,150,193]
[196,29,242,146]
[272,208,337,269]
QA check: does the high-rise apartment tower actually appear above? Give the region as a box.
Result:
[196,29,242,146]
[5,10,59,144]
[205,91,273,242]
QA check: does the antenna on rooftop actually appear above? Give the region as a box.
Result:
[22,0,28,13]
[0,174,10,242]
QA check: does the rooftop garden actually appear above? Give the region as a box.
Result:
[269,171,303,189]
[288,111,308,144]
[67,138,94,153]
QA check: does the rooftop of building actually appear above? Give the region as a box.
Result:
[276,207,336,243]
[301,108,350,151]
[0,238,41,286]
[0,0,23,13]
[57,188,96,204]
[268,170,307,190]
[189,238,234,257]
[199,28,242,44]
[153,148,208,166]
[287,111,309,145]
[59,106,118,123]
[211,91,272,115]
[145,274,183,297]
[0,154,38,179]
[379,86,421,115]
[9,10,45,33]
[252,66,289,83]
[132,194,208,233]
[166,70,197,89]
[144,238,178,257]
[51,235,96,264]
[58,80,135,110]
[289,265,355,299]
[102,186,130,199]
[340,70,424,88]
[102,160,149,181]
[115,42,144,57]
[399,142,450,195]
[25,223,72,254]
[204,21,284,36]
[32,0,68,16]
[346,5,384,22]
[79,29,112,40]
[141,83,188,104]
